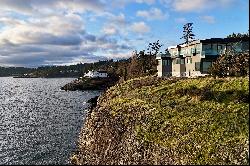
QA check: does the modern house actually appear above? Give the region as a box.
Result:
[157,38,249,77]
[84,70,108,78]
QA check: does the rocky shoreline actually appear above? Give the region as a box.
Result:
[60,77,119,91]
[70,76,249,165]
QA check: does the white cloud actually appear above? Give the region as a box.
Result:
[161,0,236,12]
[0,13,84,45]
[105,51,133,59]
[0,10,133,66]
[102,25,118,35]
[0,0,105,15]
[136,7,168,20]
[200,15,215,23]
[130,22,151,34]
[109,13,127,25]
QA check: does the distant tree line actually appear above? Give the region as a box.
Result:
[227,31,249,39]
[0,67,36,77]
[0,40,163,80]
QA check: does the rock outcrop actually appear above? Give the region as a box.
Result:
[70,76,249,165]
[61,77,119,91]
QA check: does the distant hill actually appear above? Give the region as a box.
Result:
[0,59,130,78]
[0,67,36,77]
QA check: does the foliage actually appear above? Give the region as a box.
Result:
[0,59,130,78]
[180,23,195,44]
[227,31,249,39]
[0,40,162,80]
[209,51,249,77]
[127,40,163,80]
[0,67,36,77]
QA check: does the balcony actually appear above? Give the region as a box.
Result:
[203,50,219,55]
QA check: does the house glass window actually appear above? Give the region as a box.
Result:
[195,62,201,71]
[162,60,171,66]
[203,61,212,72]
[187,57,192,64]
[203,44,212,51]
[196,45,201,54]
[180,58,185,64]
[168,60,172,66]
[176,58,181,64]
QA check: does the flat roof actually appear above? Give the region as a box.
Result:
[167,37,249,49]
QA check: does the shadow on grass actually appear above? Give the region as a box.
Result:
[175,85,249,103]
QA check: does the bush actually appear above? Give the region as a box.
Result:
[209,51,249,77]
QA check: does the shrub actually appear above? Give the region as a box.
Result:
[209,51,249,77]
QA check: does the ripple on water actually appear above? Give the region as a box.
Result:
[0,77,102,165]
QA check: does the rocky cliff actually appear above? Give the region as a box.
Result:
[71,76,249,165]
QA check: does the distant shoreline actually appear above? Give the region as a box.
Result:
[0,76,79,78]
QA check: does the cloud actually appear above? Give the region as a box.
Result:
[105,51,134,59]
[136,7,168,20]
[0,11,133,67]
[130,22,151,34]
[102,25,118,35]
[110,0,155,8]
[200,15,215,23]
[0,34,131,67]
[175,17,187,23]
[161,0,236,12]
[0,13,84,45]
[0,0,105,15]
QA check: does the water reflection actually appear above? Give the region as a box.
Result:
[0,77,101,165]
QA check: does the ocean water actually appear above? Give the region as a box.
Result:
[0,77,101,165]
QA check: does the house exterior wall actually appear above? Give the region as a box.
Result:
[185,54,202,77]
[156,55,172,77]
[158,38,249,78]
[157,60,163,77]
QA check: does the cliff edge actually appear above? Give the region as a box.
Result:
[71,76,249,165]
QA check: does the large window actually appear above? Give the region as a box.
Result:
[203,61,212,72]
[195,62,201,71]
[176,58,181,64]
[203,44,212,51]
[163,60,171,66]
[187,57,192,64]
[196,45,201,54]
[175,58,185,64]
[180,59,185,64]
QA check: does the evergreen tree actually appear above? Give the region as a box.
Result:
[180,23,195,44]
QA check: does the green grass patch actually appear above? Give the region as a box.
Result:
[100,76,249,164]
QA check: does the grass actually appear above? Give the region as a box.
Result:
[73,76,249,165]
[99,76,249,164]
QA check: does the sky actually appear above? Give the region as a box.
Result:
[0,0,249,67]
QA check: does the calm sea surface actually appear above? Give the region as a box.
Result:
[0,77,101,165]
